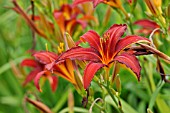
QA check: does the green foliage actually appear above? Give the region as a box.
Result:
[0,0,170,113]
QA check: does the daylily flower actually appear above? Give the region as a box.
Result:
[33,51,81,92]
[134,19,160,35]
[12,0,47,38]
[73,0,121,8]
[21,58,58,92]
[134,19,170,35]
[53,4,87,35]
[21,50,82,92]
[12,1,96,42]
[73,0,129,19]
[56,24,150,89]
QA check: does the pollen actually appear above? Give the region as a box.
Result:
[58,42,64,54]
[101,33,110,42]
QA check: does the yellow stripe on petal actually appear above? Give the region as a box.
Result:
[56,62,76,84]
[65,59,74,77]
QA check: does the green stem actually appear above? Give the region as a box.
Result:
[88,98,105,112]
[103,83,124,113]
[111,7,134,34]
[128,18,135,34]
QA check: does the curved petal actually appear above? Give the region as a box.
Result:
[34,71,46,92]
[48,76,58,92]
[83,62,104,89]
[114,53,141,80]
[80,30,101,51]
[53,11,65,33]
[66,19,87,34]
[134,19,160,29]
[23,68,41,86]
[58,46,101,62]
[92,0,103,7]
[21,59,37,67]
[115,35,150,55]
[33,51,58,64]
[73,0,91,7]
[53,60,76,84]
[105,24,127,57]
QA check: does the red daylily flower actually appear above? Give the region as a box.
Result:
[12,1,96,41]
[21,58,58,92]
[56,24,150,89]
[73,0,121,8]
[33,51,78,91]
[134,19,160,35]
[54,4,86,35]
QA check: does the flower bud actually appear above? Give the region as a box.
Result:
[116,76,121,93]
[144,0,162,17]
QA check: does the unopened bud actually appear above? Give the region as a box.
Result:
[116,76,121,93]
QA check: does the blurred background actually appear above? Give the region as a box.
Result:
[0,0,170,113]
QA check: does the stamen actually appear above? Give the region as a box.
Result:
[58,42,64,54]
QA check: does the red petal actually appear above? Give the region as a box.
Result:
[23,68,41,86]
[58,46,101,62]
[83,62,104,89]
[33,51,58,64]
[115,35,150,54]
[76,19,87,29]
[80,30,101,51]
[105,24,127,57]
[73,0,91,7]
[134,19,160,29]
[48,76,58,92]
[21,59,37,67]
[127,0,132,4]
[114,53,141,80]
[34,71,46,92]
[92,0,103,7]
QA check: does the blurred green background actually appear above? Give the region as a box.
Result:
[0,0,170,113]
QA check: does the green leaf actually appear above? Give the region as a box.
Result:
[148,80,164,109]
[0,56,27,75]
[105,95,138,113]
[59,107,89,113]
